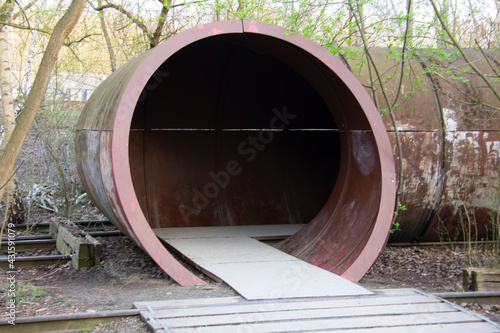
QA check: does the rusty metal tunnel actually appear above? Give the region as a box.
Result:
[75,19,500,286]
[76,21,396,286]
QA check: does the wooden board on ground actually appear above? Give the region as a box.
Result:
[154,225,372,300]
[464,267,500,291]
[134,289,500,333]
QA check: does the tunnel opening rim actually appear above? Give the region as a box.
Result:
[109,20,396,283]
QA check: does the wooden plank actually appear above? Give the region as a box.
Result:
[464,268,500,291]
[149,303,455,330]
[153,225,306,240]
[141,291,500,333]
[51,220,102,269]
[160,312,483,333]
[133,296,243,310]
[326,323,500,333]
[140,294,440,319]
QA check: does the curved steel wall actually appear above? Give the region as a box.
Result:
[75,20,396,285]
[343,49,500,243]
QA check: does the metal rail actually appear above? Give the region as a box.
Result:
[1,230,122,242]
[1,230,123,254]
[11,220,112,233]
[0,254,72,268]
[389,240,500,247]
[0,309,140,333]
[0,292,498,332]
[0,220,122,268]
[431,291,500,306]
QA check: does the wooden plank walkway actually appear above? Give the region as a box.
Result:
[154,225,372,300]
[134,289,500,332]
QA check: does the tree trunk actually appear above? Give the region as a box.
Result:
[97,0,116,71]
[150,0,171,48]
[0,26,23,224]
[0,28,15,149]
[407,0,413,45]
[0,0,87,205]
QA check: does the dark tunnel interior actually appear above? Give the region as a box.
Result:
[128,34,342,229]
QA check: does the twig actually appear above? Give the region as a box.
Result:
[0,20,51,34]
[474,39,500,78]
[433,71,500,112]
[429,0,500,104]
[349,0,404,205]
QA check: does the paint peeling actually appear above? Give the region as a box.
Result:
[247,20,259,33]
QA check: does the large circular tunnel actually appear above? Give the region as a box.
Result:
[75,20,396,286]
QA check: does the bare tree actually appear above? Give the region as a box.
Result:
[0,0,87,205]
[0,0,24,224]
[92,0,174,49]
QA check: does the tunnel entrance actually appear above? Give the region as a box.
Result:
[129,34,340,230]
[75,20,396,285]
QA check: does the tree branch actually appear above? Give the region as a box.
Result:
[0,0,15,30]
[429,0,500,103]
[433,71,500,111]
[0,20,51,34]
[348,0,404,208]
[96,0,116,71]
[12,0,37,21]
[64,33,99,46]
[390,0,412,109]
[474,38,500,79]
[93,1,150,38]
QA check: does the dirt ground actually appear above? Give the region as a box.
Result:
[2,231,500,332]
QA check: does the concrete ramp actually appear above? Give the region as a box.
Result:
[154,225,372,300]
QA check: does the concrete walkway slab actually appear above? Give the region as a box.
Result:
[154,225,372,300]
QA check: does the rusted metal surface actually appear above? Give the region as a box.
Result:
[386,131,443,243]
[75,20,500,284]
[346,49,500,243]
[421,130,500,241]
[75,20,396,285]
[418,50,500,241]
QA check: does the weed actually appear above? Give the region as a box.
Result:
[50,298,74,307]
[390,202,407,234]
[1,280,45,306]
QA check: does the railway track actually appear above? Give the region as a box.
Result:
[388,240,500,248]
[0,254,72,268]
[10,220,114,233]
[0,309,140,333]
[2,224,499,269]
[1,220,499,331]
[1,230,123,249]
[0,292,498,332]
[0,220,122,268]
